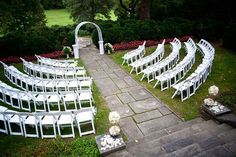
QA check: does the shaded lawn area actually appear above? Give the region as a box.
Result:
[45,9,74,26]
[0,59,111,157]
[110,44,236,120]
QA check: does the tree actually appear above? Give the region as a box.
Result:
[0,0,46,34]
[65,0,114,23]
[117,0,151,20]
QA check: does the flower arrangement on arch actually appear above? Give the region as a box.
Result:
[104,43,114,54]
[62,46,73,58]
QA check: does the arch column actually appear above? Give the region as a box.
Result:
[74,21,104,59]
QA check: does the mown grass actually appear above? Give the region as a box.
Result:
[0,59,111,157]
[45,9,74,26]
[110,44,236,120]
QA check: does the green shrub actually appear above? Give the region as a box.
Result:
[216,90,236,112]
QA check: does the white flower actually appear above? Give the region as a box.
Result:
[204,98,215,106]
[109,125,121,136]
[109,111,120,124]
[208,85,219,96]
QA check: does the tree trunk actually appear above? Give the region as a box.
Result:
[140,0,150,20]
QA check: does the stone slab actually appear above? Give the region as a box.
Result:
[162,137,195,153]
[91,70,109,79]
[124,76,139,87]
[129,98,163,114]
[195,145,235,157]
[119,117,143,141]
[94,78,120,96]
[164,143,202,157]
[133,110,163,123]
[108,73,118,79]
[224,140,236,154]
[138,114,181,135]
[129,88,153,101]
[121,86,143,93]
[105,95,123,109]
[117,92,135,104]
[110,104,134,118]
[113,69,129,78]
[112,78,130,89]
[158,106,172,115]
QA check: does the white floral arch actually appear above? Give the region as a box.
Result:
[73,21,104,59]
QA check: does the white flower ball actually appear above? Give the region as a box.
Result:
[204,98,215,106]
[208,85,219,96]
[109,125,121,137]
[109,111,120,124]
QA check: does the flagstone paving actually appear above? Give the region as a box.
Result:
[80,45,182,140]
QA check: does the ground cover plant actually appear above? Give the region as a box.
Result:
[110,43,236,120]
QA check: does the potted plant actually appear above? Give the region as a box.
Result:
[62,46,72,58]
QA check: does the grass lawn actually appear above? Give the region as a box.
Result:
[110,44,236,120]
[45,9,74,26]
[0,59,111,157]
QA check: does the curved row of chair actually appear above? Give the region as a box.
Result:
[1,62,92,92]
[130,40,165,74]
[153,38,197,90]
[36,55,78,68]
[0,79,93,112]
[141,38,181,82]
[122,41,146,65]
[171,39,215,101]
[21,58,86,79]
[0,106,95,138]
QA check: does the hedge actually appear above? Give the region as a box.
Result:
[0,24,90,58]
[92,18,235,50]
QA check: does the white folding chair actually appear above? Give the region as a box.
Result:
[56,112,75,138]
[5,111,24,136]
[47,94,61,112]
[78,91,93,109]
[38,114,57,138]
[62,93,78,111]
[75,110,95,136]
[20,113,39,138]
[0,112,8,134]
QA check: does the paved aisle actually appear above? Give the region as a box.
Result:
[80,45,182,141]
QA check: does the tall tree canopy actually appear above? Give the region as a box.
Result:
[0,0,46,34]
[65,0,114,22]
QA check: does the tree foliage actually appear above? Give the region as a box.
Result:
[0,0,46,34]
[64,0,114,23]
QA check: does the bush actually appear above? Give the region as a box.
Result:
[216,90,236,112]
[0,24,92,58]
[92,18,197,47]
[91,18,228,49]
[222,23,236,51]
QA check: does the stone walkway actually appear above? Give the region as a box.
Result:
[80,45,182,141]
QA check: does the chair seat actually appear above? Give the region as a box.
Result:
[41,116,55,125]
[79,92,92,100]
[47,95,60,102]
[0,106,8,112]
[9,115,20,123]
[64,93,77,101]
[80,81,91,87]
[57,115,73,125]
[76,70,86,76]
[68,81,78,87]
[24,116,37,125]
[35,94,47,101]
[76,111,93,122]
